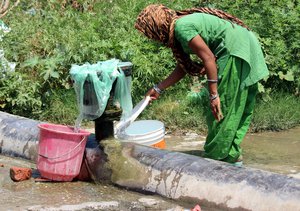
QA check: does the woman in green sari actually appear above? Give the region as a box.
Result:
[135,4,269,165]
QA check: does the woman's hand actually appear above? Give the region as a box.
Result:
[210,96,223,121]
[199,66,206,76]
[145,87,160,101]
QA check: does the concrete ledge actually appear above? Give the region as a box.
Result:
[113,143,300,210]
[0,111,300,210]
[0,111,40,161]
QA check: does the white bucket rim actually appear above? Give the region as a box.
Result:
[119,132,165,143]
[119,133,165,145]
[118,128,164,141]
[124,120,164,136]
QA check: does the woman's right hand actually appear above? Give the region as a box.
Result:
[145,87,160,101]
[210,96,223,122]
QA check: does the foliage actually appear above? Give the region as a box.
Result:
[0,71,42,117]
[0,0,299,131]
[1,0,197,101]
[251,91,300,132]
[38,89,79,125]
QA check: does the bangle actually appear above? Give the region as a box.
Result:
[210,93,219,101]
[153,84,163,94]
[207,79,218,83]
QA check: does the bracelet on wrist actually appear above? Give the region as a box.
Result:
[153,84,163,94]
[207,79,218,83]
[209,93,219,101]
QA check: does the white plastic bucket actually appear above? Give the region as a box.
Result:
[117,120,166,149]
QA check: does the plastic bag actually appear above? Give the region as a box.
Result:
[70,59,133,121]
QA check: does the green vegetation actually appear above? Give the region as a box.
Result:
[0,0,299,133]
[38,89,79,124]
[142,91,300,134]
[196,1,300,94]
[251,92,300,132]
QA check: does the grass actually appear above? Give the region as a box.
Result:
[139,93,208,134]
[38,89,79,125]
[41,88,300,135]
[251,92,300,132]
[139,91,300,134]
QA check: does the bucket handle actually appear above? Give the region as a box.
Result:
[38,136,86,160]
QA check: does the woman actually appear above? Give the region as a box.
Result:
[135,4,269,165]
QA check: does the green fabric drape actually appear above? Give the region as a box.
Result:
[204,56,258,163]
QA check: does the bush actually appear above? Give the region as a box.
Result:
[251,92,300,132]
[0,0,299,130]
[0,71,42,117]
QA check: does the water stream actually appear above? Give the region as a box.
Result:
[74,115,83,133]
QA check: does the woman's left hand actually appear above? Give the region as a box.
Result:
[210,96,223,121]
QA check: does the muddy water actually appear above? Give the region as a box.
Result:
[242,127,300,177]
[1,127,299,210]
[165,127,300,179]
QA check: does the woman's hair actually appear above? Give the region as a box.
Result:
[135,4,249,76]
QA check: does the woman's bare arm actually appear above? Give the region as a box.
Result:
[146,64,186,100]
[157,64,186,90]
[188,35,223,121]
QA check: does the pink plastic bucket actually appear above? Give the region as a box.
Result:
[37,123,91,181]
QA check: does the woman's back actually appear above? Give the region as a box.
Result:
[175,12,268,87]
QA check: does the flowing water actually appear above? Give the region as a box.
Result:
[0,127,299,210]
[74,115,83,133]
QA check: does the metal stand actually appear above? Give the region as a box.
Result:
[94,97,122,149]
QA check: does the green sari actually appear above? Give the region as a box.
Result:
[174,13,268,163]
[204,56,258,163]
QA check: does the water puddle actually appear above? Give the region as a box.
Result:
[242,128,300,177]
[165,127,300,178]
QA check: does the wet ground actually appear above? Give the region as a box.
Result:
[1,127,299,210]
[165,127,300,178]
[0,155,187,211]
